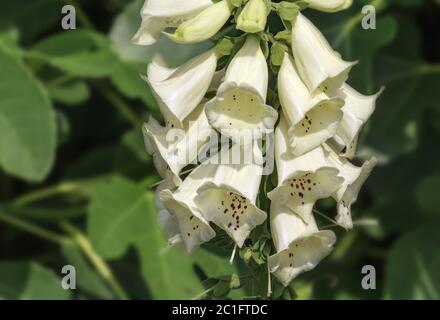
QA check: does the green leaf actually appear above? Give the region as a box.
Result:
[0,48,56,181]
[415,174,440,218]
[87,176,153,259]
[0,262,71,300]
[386,225,440,299]
[0,0,60,42]
[121,128,151,164]
[48,81,90,106]
[110,60,157,108]
[135,235,204,300]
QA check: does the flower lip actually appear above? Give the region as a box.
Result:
[143,117,182,185]
[195,182,267,248]
[205,81,278,141]
[268,204,336,286]
[155,181,182,247]
[160,189,216,253]
[286,98,344,156]
[269,229,336,286]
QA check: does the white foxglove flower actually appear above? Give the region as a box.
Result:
[325,145,377,229]
[278,53,344,156]
[159,163,217,253]
[143,102,215,186]
[236,0,269,33]
[146,50,218,126]
[268,204,336,286]
[291,13,356,93]
[155,181,182,246]
[330,84,383,156]
[268,117,343,222]
[166,0,233,44]
[205,35,278,141]
[133,0,213,45]
[195,143,267,247]
[304,0,352,13]
[268,203,336,286]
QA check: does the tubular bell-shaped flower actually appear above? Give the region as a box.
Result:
[133,0,213,45]
[146,50,218,127]
[159,163,217,253]
[325,145,377,229]
[278,53,344,156]
[268,117,343,222]
[205,35,278,141]
[268,204,336,286]
[195,143,267,247]
[330,84,383,156]
[143,102,215,186]
[166,0,233,44]
[291,13,357,93]
[304,0,352,13]
[237,0,269,33]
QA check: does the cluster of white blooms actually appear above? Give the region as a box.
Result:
[134,0,381,287]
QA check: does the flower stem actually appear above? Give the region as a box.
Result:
[0,211,71,245]
[14,176,108,207]
[61,222,130,300]
[95,83,141,128]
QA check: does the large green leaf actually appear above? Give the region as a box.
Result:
[87,175,152,259]
[0,0,60,42]
[32,29,157,107]
[0,48,56,181]
[386,225,440,299]
[0,262,71,300]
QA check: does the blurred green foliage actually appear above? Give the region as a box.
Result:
[0,0,439,300]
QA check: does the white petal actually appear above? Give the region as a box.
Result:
[159,162,217,253]
[142,0,213,17]
[224,36,268,100]
[278,54,344,156]
[291,13,356,93]
[304,0,352,13]
[205,36,278,141]
[331,84,383,154]
[133,0,213,45]
[132,15,166,46]
[325,145,377,229]
[195,144,267,247]
[143,103,215,186]
[268,204,336,286]
[146,50,217,126]
[155,181,182,246]
[268,117,343,221]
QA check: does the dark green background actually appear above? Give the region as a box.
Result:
[0,0,439,300]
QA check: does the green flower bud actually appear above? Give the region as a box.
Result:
[166,0,233,44]
[236,0,269,33]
